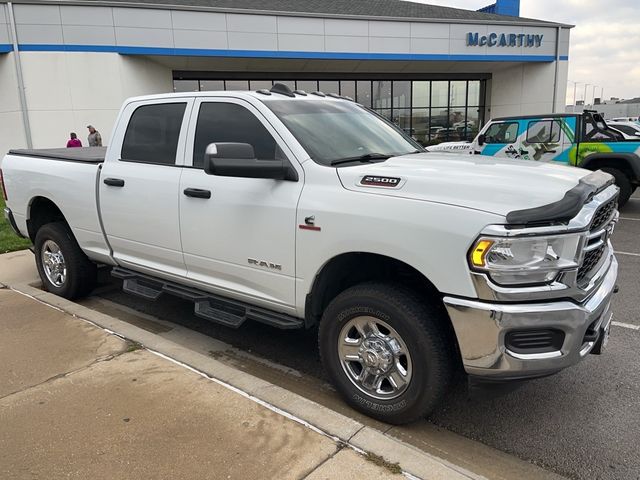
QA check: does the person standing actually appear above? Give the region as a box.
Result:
[87,125,102,147]
[66,132,82,148]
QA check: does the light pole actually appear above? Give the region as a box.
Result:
[592,85,600,105]
[584,83,591,108]
[568,81,582,112]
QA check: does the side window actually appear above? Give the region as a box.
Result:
[121,103,187,164]
[484,122,518,144]
[526,120,560,143]
[193,102,279,168]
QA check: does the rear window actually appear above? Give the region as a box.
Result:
[526,120,560,144]
[121,103,186,165]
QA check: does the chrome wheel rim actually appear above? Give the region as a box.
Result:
[41,240,66,287]
[338,316,413,400]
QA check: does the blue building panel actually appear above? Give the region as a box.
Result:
[478,0,520,17]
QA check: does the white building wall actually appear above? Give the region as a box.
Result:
[489,60,569,118]
[0,53,27,155]
[17,52,172,148]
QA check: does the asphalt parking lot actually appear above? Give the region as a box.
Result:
[80,191,640,480]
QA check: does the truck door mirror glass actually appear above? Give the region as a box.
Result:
[477,134,486,146]
[204,142,297,181]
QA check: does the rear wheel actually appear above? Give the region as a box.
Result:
[318,283,454,424]
[35,222,97,299]
[600,168,632,206]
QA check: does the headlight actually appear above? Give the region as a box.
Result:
[469,233,583,286]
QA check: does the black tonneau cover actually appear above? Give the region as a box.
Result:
[8,147,107,163]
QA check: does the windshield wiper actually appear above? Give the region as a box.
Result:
[329,153,392,166]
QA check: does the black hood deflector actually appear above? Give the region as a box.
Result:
[506,170,615,227]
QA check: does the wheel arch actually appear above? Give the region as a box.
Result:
[305,252,449,327]
[26,196,70,242]
[580,153,640,183]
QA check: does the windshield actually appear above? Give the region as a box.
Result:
[265,99,422,166]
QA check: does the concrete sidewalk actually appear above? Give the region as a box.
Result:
[0,287,401,480]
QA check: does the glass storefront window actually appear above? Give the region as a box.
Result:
[199,80,224,91]
[393,108,412,135]
[250,80,273,91]
[450,81,467,107]
[372,81,392,109]
[412,81,430,108]
[225,80,249,90]
[296,81,318,93]
[174,80,199,92]
[431,81,448,108]
[375,109,392,121]
[468,81,481,107]
[411,109,430,145]
[431,107,449,127]
[357,81,372,107]
[464,107,481,141]
[393,81,411,109]
[172,78,486,147]
[340,81,356,100]
[319,81,339,94]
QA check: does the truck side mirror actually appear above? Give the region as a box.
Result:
[204,143,297,181]
[477,134,486,146]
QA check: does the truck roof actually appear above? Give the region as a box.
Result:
[491,113,581,122]
[124,88,351,106]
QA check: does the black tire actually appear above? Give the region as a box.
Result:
[34,222,97,299]
[318,282,454,424]
[600,168,632,207]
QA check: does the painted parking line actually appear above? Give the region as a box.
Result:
[612,321,640,331]
[619,217,640,222]
[615,251,640,257]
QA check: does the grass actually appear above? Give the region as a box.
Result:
[125,340,144,353]
[363,452,403,475]
[0,196,32,254]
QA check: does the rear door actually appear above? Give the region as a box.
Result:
[99,98,193,277]
[178,98,303,311]
[519,118,565,163]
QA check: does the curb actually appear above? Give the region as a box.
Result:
[10,281,485,480]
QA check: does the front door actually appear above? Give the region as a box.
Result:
[99,98,193,277]
[478,120,523,158]
[178,98,303,312]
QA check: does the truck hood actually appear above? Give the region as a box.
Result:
[336,152,590,218]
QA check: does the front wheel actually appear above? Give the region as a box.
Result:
[34,222,97,299]
[318,283,454,424]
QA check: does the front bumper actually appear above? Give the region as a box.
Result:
[443,255,618,380]
[3,207,25,238]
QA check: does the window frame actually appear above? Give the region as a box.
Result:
[184,97,298,171]
[484,121,519,144]
[525,120,561,144]
[119,99,192,167]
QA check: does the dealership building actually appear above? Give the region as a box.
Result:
[0,0,571,153]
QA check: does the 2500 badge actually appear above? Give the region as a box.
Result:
[360,175,401,187]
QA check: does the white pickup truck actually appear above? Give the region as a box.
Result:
[1,84,619,424]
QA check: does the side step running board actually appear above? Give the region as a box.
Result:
[111,267,304,330]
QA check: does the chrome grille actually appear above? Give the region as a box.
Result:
[577,245,606,285]
[576,194,618,287]
[590,196,617,232]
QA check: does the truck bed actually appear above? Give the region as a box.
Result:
[8,147,106,164]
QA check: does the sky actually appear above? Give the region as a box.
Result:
[408,0,640,104]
